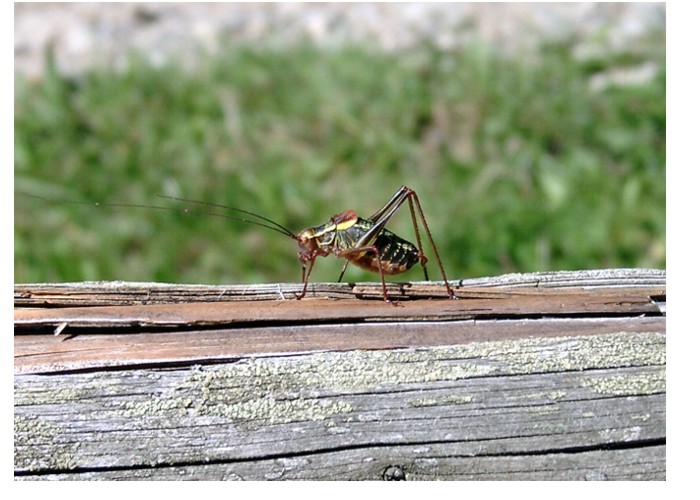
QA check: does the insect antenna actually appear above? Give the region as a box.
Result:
[155,195,297,239]
[20,193,298,240]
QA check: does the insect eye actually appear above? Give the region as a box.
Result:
[298,230,312,243]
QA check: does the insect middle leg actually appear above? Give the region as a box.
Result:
[339,245,397,305]
[295,245,396,304]
[339,186,456,299]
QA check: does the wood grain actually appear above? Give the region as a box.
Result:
[14,269,666,480]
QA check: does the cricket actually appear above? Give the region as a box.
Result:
[25,185,457,304]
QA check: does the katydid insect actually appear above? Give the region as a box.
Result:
[23,185,456,303]
[291,185,456,303]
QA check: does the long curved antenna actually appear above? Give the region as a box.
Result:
[156,194,297,238]
[20,193,298,240]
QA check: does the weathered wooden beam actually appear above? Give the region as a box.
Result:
[14,332,665,480]
[14,269,666,480]
[14,316,664,375]
[14,268,666,306]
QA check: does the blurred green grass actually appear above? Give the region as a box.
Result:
[14,38,665,285]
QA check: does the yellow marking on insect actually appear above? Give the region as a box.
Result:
[334,218,358,232]
[308,224,335,238]
[328,210,359,233]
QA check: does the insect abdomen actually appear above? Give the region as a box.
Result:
[352,231,421,275]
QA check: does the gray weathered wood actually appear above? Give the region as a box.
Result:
[14,332,665,480]
[14,316,665,375]
[14,269,666,480]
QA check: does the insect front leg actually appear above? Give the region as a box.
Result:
[294,251,318,300]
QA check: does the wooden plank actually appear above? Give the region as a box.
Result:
[14,268,666,306]
[14,269,666,480]
[20,446,665,481]
[14,316,665,375]
[14,288,662,330]
[14,331,665,480]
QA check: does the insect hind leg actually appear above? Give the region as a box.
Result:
[403,187,456,299]
[407,195,430,282]
[363,186,456,299]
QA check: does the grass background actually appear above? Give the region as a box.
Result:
[14,35,665,286]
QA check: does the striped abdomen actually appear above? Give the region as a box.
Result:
[343,219,421,275]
